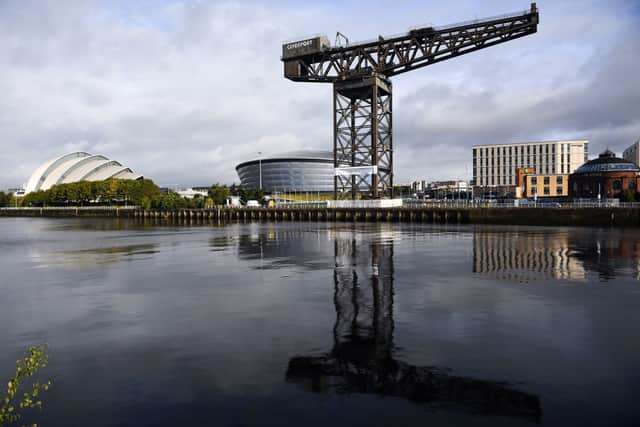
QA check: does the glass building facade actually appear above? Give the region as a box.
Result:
[235,151,335,192]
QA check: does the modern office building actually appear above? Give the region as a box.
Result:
[25,152,142,194]
[472,140,589,198]
[622,139,640,166]
[235,150,336,193]
[569,150,640,199]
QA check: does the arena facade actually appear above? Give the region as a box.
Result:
[235,151,336,193]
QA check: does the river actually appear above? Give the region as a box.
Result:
[1,218,639,426]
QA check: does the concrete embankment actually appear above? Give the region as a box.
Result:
[1,206,639,227]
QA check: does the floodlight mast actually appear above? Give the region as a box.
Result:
[282,3,539,199]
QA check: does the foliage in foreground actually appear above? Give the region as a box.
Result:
[0,192,14,208]
[17,179,267,209]
[21,179,161,207]
[0,345,51,427]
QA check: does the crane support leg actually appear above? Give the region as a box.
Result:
[334,75,393,199]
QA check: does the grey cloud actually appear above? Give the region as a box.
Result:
[0,0,638,188]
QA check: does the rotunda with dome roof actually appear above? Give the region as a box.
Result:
[569,150,640,199]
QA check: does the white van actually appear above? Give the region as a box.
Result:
[246,200,260,208]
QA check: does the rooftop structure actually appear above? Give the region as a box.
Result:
[25,152,142,194]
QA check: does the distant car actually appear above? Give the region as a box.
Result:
[246,200,260,208]
[542,202,562,208]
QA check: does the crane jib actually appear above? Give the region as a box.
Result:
[280,3,539,199]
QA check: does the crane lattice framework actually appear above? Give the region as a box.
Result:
[282,3,539,199]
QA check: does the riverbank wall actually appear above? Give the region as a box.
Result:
[1,206,639,227]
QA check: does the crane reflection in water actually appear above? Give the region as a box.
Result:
[286,225,542,420]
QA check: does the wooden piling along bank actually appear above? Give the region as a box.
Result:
[2,206,640,226]
[129,207,472,223]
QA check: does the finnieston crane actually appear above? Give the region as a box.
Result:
[281,3,539,199]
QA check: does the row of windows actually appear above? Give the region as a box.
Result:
[530,176,564,185]
[473,143,584,159]
[531,187,564,195]
[573,181,636,192]
[473,155,573,167]
[475,177,567,187]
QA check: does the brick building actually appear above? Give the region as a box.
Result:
[569,150,640,200]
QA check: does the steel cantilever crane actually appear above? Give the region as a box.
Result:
[282,3,539,199]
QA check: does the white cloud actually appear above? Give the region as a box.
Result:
[0,0,638,188]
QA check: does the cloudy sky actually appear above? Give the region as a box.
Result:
[0,0,638,189]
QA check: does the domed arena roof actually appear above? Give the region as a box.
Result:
[573,150,640,174]
[235,150,336,192]
[25,152,142,194]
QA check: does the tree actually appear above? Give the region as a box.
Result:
[0,345,51,426]
[0,192,9,207]
[238,188,264,204]
[622,189,636,202]
[208,184,231,206]
[140,196,151,210]
[20,179,163,207]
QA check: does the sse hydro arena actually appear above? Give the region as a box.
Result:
[235,151,335,193]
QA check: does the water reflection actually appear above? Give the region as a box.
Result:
[51,243,159,267]
[473,229,586,281]
[210,225,334,271]
[287,226,542,420]
[473,227,640,282]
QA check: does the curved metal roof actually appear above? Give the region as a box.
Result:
[235,150,334,170]
[574,150,640,174]
[25,152,142,193]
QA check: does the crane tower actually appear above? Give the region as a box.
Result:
[282,3,539,199]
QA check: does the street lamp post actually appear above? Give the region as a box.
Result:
[258,151,262,191]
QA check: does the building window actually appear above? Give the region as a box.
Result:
[531,177,537,185]
[556,176,563,184]
[544,187,550,195]
[543,176,550,185]
[613,180,622,191]
[556,186,563,194]
[630,181,636,190]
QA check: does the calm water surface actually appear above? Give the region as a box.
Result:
[1,218,639,426]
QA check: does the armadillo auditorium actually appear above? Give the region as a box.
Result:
[24,152,142,194]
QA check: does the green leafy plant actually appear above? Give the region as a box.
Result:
[0,345,51,426]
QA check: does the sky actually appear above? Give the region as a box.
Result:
[0,0,638,189]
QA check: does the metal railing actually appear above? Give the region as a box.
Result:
[0,206,139,210]
[402,200,640,209]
